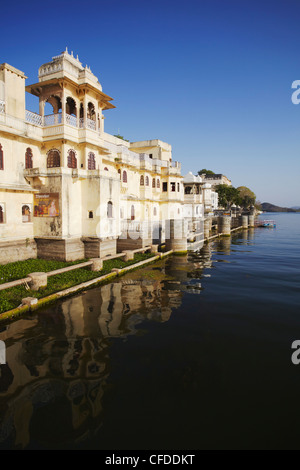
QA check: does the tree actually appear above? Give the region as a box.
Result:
[237,186,256,209]
[114,134,129,142]
[215,184,241,208]
[198,169,215,175]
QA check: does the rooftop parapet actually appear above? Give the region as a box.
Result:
[38,48,103,92]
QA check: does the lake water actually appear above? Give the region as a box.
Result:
[0,212,299,450]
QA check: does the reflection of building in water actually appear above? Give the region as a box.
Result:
[0,243,216,449]
[0,268,185,449]
[95,276,183,334]
[0,300,110,449]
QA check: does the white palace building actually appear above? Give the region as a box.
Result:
[0,50,218,264]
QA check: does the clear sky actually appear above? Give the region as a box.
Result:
[1,0,300,206]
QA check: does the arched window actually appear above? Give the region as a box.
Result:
[145,176,149,186]
[45,95,62,115]
[131,205,135,221]
[140,175,144,186]
[25,148,33,169]
[88,152,96,170]
[47,149,60,168]
[123,171,127,183]
[0,144,3,170]
[87,102,96,120]
[157,178,160,188]
[66,97,77,116]
[153,207,157,216]
[107,201,113,218]
[152,178,156,188]
[0,205,3,224]
[22,205,31,223]
[67,149,77,169]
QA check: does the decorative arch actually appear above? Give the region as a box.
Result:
[66,97,77,116]
[47,149,60,168]
[87,102,96,120]
[22,204,31,223]
[152,178,156,188]
[45,95,62,114]
[123,170,127,183]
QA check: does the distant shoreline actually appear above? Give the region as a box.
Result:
[260,203,300,213]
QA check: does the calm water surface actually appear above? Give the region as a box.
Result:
[0,213,299,450]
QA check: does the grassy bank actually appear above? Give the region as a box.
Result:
[0,253,155,314]
[0,258,87,285]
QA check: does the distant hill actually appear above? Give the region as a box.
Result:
[260,202,299,213]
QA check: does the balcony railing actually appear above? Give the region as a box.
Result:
[44,113,62,126]
[23,111,98,131]
[86,118,96,130]
[25,110,43,126]
[65,113,77,127]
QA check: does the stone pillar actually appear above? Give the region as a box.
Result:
[219,216,231,236]
[61,88,66,124]
[248,215,255,227]
[83,93,88,128]
[28,272,47,291]
[123,250,135,261]
[165,219,187,252]
[90,258,103,271]
[242,215,248,228]
[39,99,45,122]
[77,100,80,128]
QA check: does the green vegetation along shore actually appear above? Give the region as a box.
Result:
[0,254,155,315]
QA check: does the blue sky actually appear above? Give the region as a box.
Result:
[1,0,300,206]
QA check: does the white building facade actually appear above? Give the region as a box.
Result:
[0,51,185,263]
